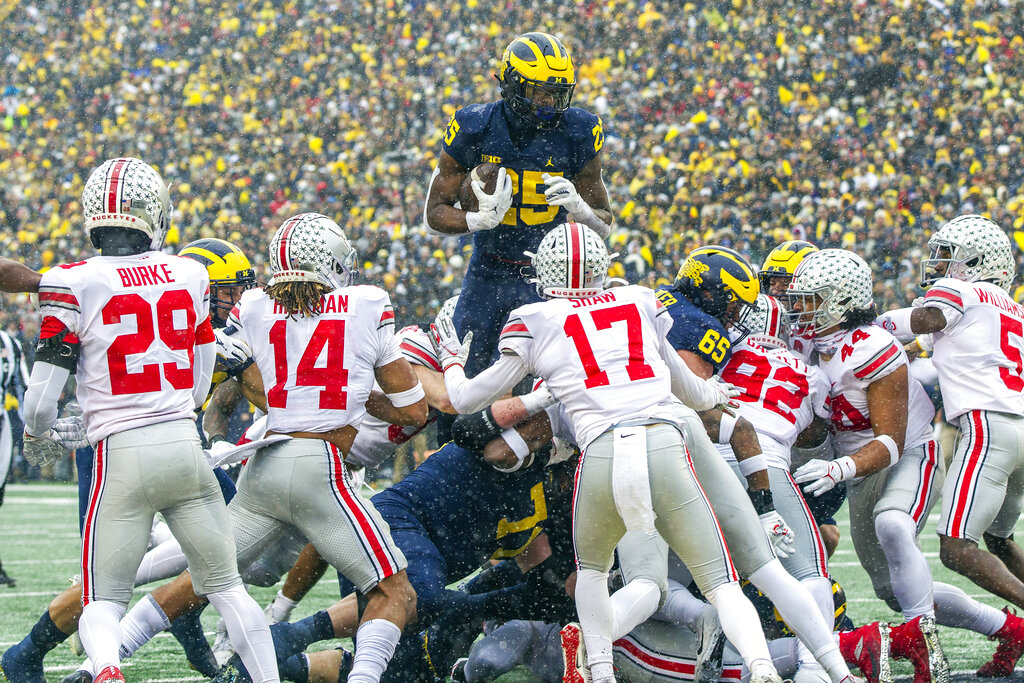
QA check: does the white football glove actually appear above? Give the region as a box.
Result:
[215,327,252,367]
[22,431,67,467]
[466,167,513,233]
[52,416,89,450]
[793,456,857,497]
[203,438,234,468]
[429,316,473,372]
[759,511,796,559]
[541,173,588,215]
[706,376,741,413]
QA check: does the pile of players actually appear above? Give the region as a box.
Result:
[6,31,1024,683]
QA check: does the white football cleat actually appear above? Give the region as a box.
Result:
[693,606,726,683]
[211,616,234,667]
[793,662,831,683]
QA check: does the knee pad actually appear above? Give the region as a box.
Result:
[240,562,279,588]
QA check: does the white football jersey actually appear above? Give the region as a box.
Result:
[37,253,213,442]
[716,338,830,468]
[347,326,438,470]
[922,277,1024,420]
[232,285,402,435]
[498,285,677,449]
[820,325,934,458]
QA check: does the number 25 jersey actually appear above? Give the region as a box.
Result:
[922,277,1024,420]
[37,253,214,443]
[498,285,676,449]
[231,284,403,435]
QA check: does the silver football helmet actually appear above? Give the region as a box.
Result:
[526,222,611,299]
[785,249,874,336]
[745,294,789,349]
[268,213,358,289]
[434,295,460,330]
[82,157,171,250]
[921,214,1015,291]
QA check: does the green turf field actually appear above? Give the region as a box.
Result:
[0,482,1019,682]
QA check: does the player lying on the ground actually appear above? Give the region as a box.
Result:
[452,575,892,683]
[210,409,578,683]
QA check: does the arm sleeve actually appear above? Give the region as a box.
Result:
[23,361,70,437]
[442,352,530,414]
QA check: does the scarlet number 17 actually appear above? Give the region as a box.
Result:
[563,304,655,389]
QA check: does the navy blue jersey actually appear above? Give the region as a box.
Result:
[442,101,603,262]
[655,285,733,371]
[372,442,554,578]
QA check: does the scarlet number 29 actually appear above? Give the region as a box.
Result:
[563,304,655,389]
[103,290,196,395]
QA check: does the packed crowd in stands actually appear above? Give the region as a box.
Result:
[3,0,1024,347]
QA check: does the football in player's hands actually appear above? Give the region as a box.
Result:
[458,163,500,212]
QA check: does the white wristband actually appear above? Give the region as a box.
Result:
[872,434,900,467]
[916,334,934,353]
[494,427,530,473]
[880,307,915,338]
[520,385,556,416]
[386,382,425,408]
[737,453,767,476]
[717,412,738,445]
[835,455,858,480]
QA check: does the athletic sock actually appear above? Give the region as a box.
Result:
[933,582,1005,636]
[278,652,310,681]
[348,619,402,683]
[268,590,298,624]
[31,610,73,652]
[574,568,615,673]
[119,594,170,659]
[271,610,335,662]
[749,560,851,682]
[610,578,661,640]
[874,509,934,619]
[79,600,126,672]
[167,606,218,677]
[208,584,280,683]
[705,582,773,669]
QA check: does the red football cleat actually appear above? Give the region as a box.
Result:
[93,665,125,683]
[977,607,1024,677]
[560,622,591,683]
[838,621,892,683]
[889,616,948,683]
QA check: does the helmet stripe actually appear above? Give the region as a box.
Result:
[277,217,298,269]
[768,296,780,336]
[106,158,128,214]
[568,222,582,289]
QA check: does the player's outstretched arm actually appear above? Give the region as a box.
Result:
[441,351,529,414]
[0,257,41,293]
